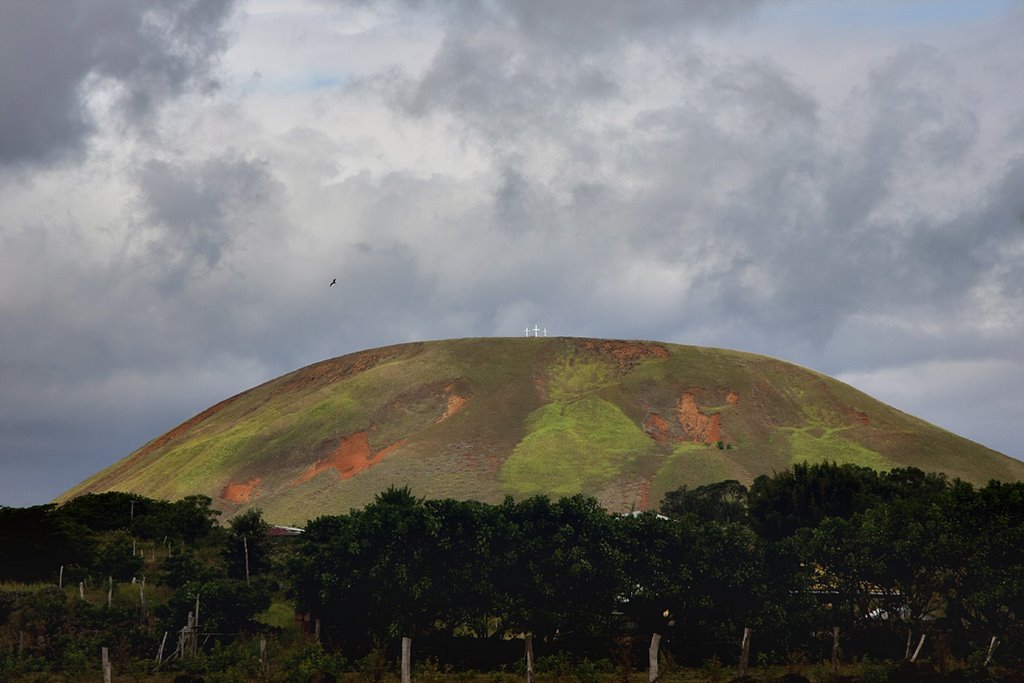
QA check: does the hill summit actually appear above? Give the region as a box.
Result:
[59,338,1024,524]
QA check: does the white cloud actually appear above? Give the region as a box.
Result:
[839,359,1024,460]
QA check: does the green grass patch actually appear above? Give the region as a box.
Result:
[257,599,300,631]
[0,581,53,594]
[500,396,653,497]
[547,355,616,400]
[650,442,748,501]
[784,426,891,470]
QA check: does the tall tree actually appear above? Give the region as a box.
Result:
[493,495,625,645]
[748,462,886,540]
[224,508,271,581]
[0,505,92,581]
[661,480,749,524]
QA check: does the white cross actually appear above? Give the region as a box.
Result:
[532,324,541,337]
[543,328,548,337]
[524,327,530,337]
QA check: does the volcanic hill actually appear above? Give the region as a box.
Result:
[59,338,1024,525]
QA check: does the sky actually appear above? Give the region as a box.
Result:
[2,0,1023,507]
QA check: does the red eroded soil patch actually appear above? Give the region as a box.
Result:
[222,477,262,504]
[437,394,469,423]
[295,432,405,484]
[676,392,722,443]
[643,413,672,442]
[574,339,669,369]
[727,391,741,405]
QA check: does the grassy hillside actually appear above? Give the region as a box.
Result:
[58,338,1024,524]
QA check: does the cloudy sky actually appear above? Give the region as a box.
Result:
[2,0,1023,507]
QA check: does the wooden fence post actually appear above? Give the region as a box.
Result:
[911,634,926,663]
[525,634,535,683]
[260,634,269,677]
[194,593,200,654]
[402,636,412,683]
[102,646,112,683]
[649,633,662,682]
[59,565,64,589]
[155,631,168,670]
[108,576,113,608]
[985,636,999,666]
[831,626,841,673]
[184,610,195,657]
[738,627,751,677]
[79,581,85,600]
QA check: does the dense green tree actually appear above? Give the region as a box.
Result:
[748,462,887,539]
[58,492,150,532]
[614,510,694,668]
[801,514,877,636]
[680,520,807,660]
[942,481,1024,660]
[91,529,144,581]
[879,467,950,501]
[856,498,952,644]
[159,547,222,588]
[224,508,272,581]
[492,495,626,644]
[0,505,92,581]
[606,511,812,664]
[661,480,749,524]
[424,498,501,636]
[9,586,71,660]
[289,486,444,650]
[161,578,271,636]
[803,485,958,659]
[291,492,627,653]
[130,494,220,543]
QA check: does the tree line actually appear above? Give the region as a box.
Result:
[290,465,1024,673]
[2,463,1024,680]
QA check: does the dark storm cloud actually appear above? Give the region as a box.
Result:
[139,154,281,285]
[407,35,620,138]
[911,157,1024,302]
[0,0,235,166]
[0,150,288,505]
[498,0,760,44]
[367,0,762,46]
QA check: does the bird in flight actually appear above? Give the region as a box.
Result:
[329,278,337,286]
